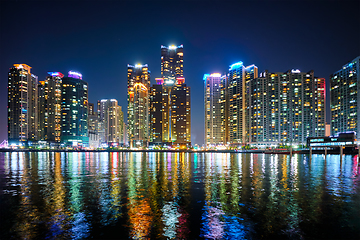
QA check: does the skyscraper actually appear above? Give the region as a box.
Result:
[220,74,229,144]
[127,64,150,148]
[149,81,163,143]
[226,62,258,145]
[149,45,191,148]
[88,102,100,149]
[8,64,38,145]
[330,56,360,137]
[161,44,183,81]
[170,81,191,145]
[245,64,259,143]
[88,103,95,115]
[204,73,223,146]
[98,99,124,146]
[248,75,267,144]
[37,72,63,144]
[249,69,325,146]
[61,71,89,147]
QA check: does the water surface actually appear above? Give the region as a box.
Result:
[0,152,359,239]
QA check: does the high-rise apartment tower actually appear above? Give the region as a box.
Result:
[37,72,63,143]
[98,99,124,146]
[150,45,191,148]
[225,62,258,145]
[127,64,150,148]
[249,70,325,146]
[161,45,184,81]
[330,56,360,137]
[61,71,89,147]
[204,73,224,146]
[8,64,38,145]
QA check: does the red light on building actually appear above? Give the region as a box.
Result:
[177,77,185,84]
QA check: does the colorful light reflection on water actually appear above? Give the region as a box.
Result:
[0,152,359,239]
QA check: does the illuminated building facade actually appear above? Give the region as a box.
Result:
[248,75,267,143]
[249,70,325,146]
[8,64,38,145]
[88,102,100,148]
[150,83,163,143]
[204,73,224,146]
[245,64,259,142]
[226,62,258,145]
[314,77,326,137]
[149,45,191,147]
[127,64,150,148]
[98,99,124,146]
[161,44,183,81]
[88,103,95,115]
[216,62,323,146]
[96,100,105,143]
[220,75,229,144]
[150,80,191,146]
[61,71,89,146]
[170,81,191,145]
[37,72,63,143]
[330,56,360,137]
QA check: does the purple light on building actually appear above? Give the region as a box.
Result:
[68,71,82,79]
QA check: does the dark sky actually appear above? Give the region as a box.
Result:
[1,0,359,145]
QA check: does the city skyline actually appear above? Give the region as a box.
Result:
[1,1,359,145]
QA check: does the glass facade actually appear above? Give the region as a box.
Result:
[330,56,360,137]
[61,72,89,147]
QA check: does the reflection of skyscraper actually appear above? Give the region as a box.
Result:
[38,72,63,143]
[149,45,191,148]
[330,56,360,136]
[204,73,223,146]
[127,153,152,238]
[8,64,38,144]
[61,71,89,147]
[127,64,150,148]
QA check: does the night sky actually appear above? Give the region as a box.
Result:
[1,0,359,145]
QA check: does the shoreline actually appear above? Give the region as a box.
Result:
[0,149,358,154]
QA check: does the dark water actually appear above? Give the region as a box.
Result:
[0,152,359,240]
